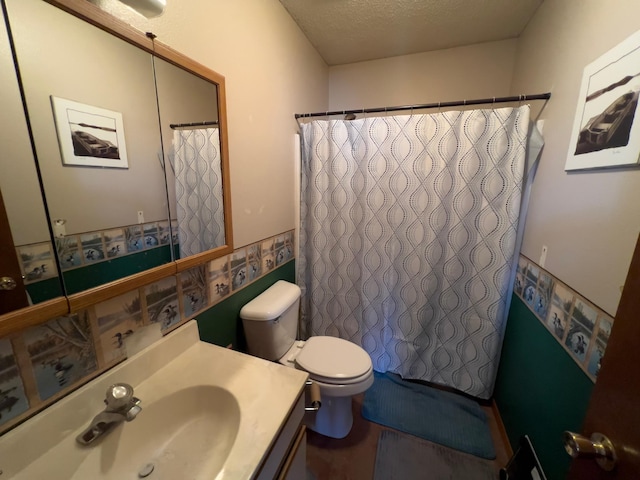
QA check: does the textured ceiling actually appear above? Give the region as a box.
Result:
[279,0,543,65]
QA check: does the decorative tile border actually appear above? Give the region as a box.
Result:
[514,254,613,382]
[0,339,30,424]
[230,248,248,291]
[179,265,208,319]
[23,312,98,402]
[15,243,58,284]
[16,220,177,285]
[94,289,141,365]
[0,229,295,434]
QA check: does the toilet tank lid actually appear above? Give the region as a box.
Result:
[239,280,301,321]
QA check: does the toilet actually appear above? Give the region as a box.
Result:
[240,280,374,439]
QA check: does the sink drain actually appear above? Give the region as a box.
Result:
[138,463,155,478]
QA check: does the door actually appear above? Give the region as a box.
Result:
[0,189,29,314]
[568,233,640,478]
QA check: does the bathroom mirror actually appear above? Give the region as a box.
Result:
[0,1,65,315]
[0,0,232,324]
[5,0,173,296]
[154,56,228,260]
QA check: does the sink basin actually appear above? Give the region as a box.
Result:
[73,385,240,479]
[0,321,308,480]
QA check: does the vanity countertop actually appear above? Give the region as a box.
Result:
[0,321,308,479]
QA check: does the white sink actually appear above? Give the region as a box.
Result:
[73,385,240,479]
[0,321,307,479]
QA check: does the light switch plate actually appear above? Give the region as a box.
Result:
[539,245,548,267]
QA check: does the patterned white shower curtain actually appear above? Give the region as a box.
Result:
[173,128,225,257]
[298,106,530,399]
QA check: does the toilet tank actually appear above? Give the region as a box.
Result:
[240,280,301,361]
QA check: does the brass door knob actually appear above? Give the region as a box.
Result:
[563,431,617,471]
[0,277,17,291]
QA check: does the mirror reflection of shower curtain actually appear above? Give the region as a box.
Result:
[172,128,225,257]
[299,106,531,399]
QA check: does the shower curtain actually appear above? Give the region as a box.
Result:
[298,106,530,399]
[173,127,225,257]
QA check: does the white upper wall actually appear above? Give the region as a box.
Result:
[328,5,640,315]
[511,0,640,314]
[93,0,329,248]
[328,39,517,111]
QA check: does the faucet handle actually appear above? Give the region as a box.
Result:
[105,383,135,411]
[126,399,142,421]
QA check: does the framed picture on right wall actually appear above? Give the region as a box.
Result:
[565,29,640,171]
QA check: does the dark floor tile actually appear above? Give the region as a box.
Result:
[306,393,510,480]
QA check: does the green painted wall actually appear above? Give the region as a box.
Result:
[494,295,594,480]
[26,277,63,303]
[62,246,173,294]
[24,246,172,301]
[196,260,295,350]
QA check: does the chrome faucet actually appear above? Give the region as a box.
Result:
[76,383,142,445]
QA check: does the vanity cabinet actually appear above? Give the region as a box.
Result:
[278,424,307,480]
[257,393,307,480]
[0,322,310,480]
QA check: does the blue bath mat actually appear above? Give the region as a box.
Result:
[374,430,496,480]
[362,372,496,459]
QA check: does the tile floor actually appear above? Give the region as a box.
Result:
[306,393,511,480]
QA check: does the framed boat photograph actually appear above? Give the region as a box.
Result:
[51,96,129,169]
[565,30,640,171]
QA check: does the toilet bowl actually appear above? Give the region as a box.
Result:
[240,280,374,439]
[279,337,374,438]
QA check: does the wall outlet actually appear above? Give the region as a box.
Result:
[137,210,144,224]
[52,219,66,238]
[539,245,548,267]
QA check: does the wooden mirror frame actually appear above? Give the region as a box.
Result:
[0,0,233,335]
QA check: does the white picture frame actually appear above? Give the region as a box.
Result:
[565,30,640,171]
[51,96,129,169]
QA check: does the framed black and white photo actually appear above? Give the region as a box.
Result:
[51,96,128,168]
[565,30,640,171]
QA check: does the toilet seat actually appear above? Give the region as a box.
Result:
[306,367,373,385]
[278,336,374,395]
[294,336,373,384]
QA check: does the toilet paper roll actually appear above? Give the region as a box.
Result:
[307,381,321,411]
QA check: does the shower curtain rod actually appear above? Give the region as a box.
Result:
[294,92,551,119]
[169,120,218,129]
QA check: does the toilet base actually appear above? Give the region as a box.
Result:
[304,395,353,439]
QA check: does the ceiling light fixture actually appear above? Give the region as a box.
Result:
[118,0,166,18]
